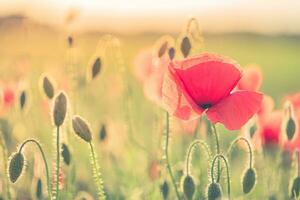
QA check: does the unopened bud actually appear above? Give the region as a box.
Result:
[180,36,191,58]
[168,47,175,60]
[286,117,296,141]
[19,90,26,110]
[42,76,55,99]
[92,57,101,79]
[183,175,195,200]
[291,176,300,198]
[158,41,168,58]
[8,152,24,183]
[62,143,71,166]
[53,92,67,127]
[160,181,169,200]
[207,182,222,200]
[72,115,92,142]
[242,168,256,194]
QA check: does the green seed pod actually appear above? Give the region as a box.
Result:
[36,178,42,199]
[207,182,222,200]
[291,176,300,198]
[168,47,175,60]
[19,90,26,110]
[42,76,54,99]
[53,92,67,127]
[99,124,107,141]
[158,41,168,58]
[242,168,256,194]
[183,175,195,200]
[92,57,101,79]
[8,152,24,183]
[180,36,191,58]
[249,123,257,138]
[72,115,92,142]
[160,181,169,200]
[62,143,71,165]
[286,117,296,141]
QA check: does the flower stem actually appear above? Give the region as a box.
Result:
[89,142,105,200]
[211,154,231,199]
[0,133,12,200]
[185,139,212,175]
[164,112,181,199]
[227,137,253,168]
[297,150,300,177]
[55,126,60,200]
[211,124,221,182]
[18,139,52,200]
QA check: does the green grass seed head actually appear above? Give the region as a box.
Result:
[53,92,67,127]
[291,176,300,198]
[182,175,195,200]
[207,182,222,200]
[8,152,25,183]
[72,115,92,142]
[242,167,256,194]
[160,181,169,200]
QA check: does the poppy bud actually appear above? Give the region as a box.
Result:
[160,181,169,200]
[168,47,175,60]
[268,194,277,200]
[207,182,222,200]
[19,90,26,110]
[158,41,168,58]
[92,57,101,79]
[249,123,257,138]
[180,36,191,58]
[291,176,300,198]
[8,152,24,183]
[72,115,92,142]
[62,143,71,166]
[68,35,73,48]
[99,124,107,141]
[286,117,296,141]
[182,175,195,200]
[242,168,256,194]
[36,178,43,199]
[53,92,67,127]
[42,76,54,99]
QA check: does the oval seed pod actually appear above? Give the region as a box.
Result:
[53,92,67,127]
[36,178,43,199]
[99,124,107,141]
[72,115,92,142]
[286,117,296,141]
[291,176,300,198]
[62,143,71,166]
[158,41,168,58]
[160,181,169,200]
[42,76,55,99]
[19,90,26,110]
[180,36,191,58]
[168,47,175,60]
[8,152,24,183]
[242,168,256,194]
[92,57,101,79]
[183,175,195,200]
[207,182,222,200]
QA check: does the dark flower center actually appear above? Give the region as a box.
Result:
[200,103,212,109]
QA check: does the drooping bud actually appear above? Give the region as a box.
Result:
[68,35,73,48]
[53,92,67,127]
[160,181,169,200]
[19,90,26,110]
[72,115,92,142]
[99,124,107,141]
[182,175,195,200]
[180,36,191,58]
[207,182,222,200]
[168,47,175,60]
[286,117,296,141]
[249,123,257,138]
[42,76,55,99]
[8,152,24,183]
[158,41,168,58]
[291,176,300,198]
[242,168,256,194]
[36,178,43,199]
[62,143,71,166]
[91,57,101,80]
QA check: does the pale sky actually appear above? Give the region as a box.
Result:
[1,0,300,35]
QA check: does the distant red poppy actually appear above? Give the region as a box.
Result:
[3,87,15,107]
[162,53,263,130]
[237,65,262,91]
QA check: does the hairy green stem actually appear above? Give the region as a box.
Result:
[89,142,105,200]
[18,139,52,200]
[185,139,212,175]
[164,112,181,199]
[0,133,12,200]
[297,151,300,177]
[211,154,231,199]
[55,126,60,200]
[227,137,253,168]
[211,124,221,182]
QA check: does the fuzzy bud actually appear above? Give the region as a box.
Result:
[19,90,26,110]
[168,47,175,60]
[158,41,168,58]
[62,143,71,166]
[286,117,296,141]
[180,36,191,58]
[183,175,195,200]
[8,152,24,183]
[160,181,169,200]
[42,76,54,99]
[68,36,73,48]
[53,92,67,127]
[92,57,101,79]
[242,168,256,194]
[291,176,300,198]
[207,182,222,200]
[72,115,92,142]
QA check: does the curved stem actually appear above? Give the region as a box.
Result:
[55,126,60,200]
[185,139,212,175]
[164,112,181,199]
[18,139,52,200]
[211,154,231,199]
[227,137,253,168]
[185,17,202,42]
[211,124,221,182]
[0,134,12,200]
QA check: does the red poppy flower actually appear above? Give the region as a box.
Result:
[237,65,262,91]
[3,87,15,107]
[162,53,263,130]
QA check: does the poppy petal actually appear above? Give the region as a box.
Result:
[206,91,263,130]
[170,53,242,107]
[237,66,262,91]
